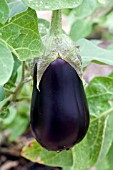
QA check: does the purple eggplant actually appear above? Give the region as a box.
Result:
[30,58,89,151]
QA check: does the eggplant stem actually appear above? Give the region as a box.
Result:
[50,10,62,35]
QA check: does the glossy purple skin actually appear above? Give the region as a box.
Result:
[30,58,89,151]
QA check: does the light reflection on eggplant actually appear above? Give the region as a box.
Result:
[30,58,89,151]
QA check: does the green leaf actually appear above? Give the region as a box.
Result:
[102,11,113,33]
[96,142,113,170]
[86,76,113,165]
[106,142,113,169]
[0,8,44,61]
[86,76,113,164]
[76,38,113,67]
[108,72,113,78]
[98,0,113,5]
[97,112,113,162]
[0,108,10,119]
[73,0,97,19]
[9,55,21,82]
[0,42,14,85]
[107,43,113,51]
[72,136,90,170]
[5,55,21,89]
[0,86,5,101]
[38,19,50,37]
[72,115,105,170]
[96,158,109,170]
[2,105,16,125]
[63,167,72,170]
[0,0,9,24]
[7,0,27,18]
[0,97,9,108]
[86,76,113,116]
[8,113,29,141]
[70,18,92,41]
[22,140,73,167]
[22,0,83,11]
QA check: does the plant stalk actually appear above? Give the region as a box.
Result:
[0,62,30,113]
[50,10,62,35]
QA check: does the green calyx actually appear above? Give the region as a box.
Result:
[32,10,82,88]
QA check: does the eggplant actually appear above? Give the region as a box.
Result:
[30,57,89,151]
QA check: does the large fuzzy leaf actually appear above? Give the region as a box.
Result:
[22,0,83,11]
[22,140,73,168]
[0,8,44,61]
[76,39,113,67]
[0,42,14,85]
[0,0,9,24]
